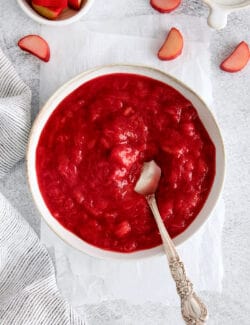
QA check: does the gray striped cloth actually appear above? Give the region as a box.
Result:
[0,49,84,325]
[0,49,31,179]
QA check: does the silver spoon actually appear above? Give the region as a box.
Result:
[135,160,208,325]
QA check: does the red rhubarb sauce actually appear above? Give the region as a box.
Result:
[36,73,215,253]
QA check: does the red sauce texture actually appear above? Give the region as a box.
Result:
[36,73,215,252]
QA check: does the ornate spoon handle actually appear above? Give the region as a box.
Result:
[147,194,208,325]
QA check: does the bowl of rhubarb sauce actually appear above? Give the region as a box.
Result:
[27,65,225,259]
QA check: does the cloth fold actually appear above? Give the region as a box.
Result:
[0,49,83,325]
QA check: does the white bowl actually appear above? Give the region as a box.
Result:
[17,0,94,26]
[27,65,225,260]
[203,0,250,29]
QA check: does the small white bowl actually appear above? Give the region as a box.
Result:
[17,0,94,26]
[27,65,225,260]
[203,0,250,29]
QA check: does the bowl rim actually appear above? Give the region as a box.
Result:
[17,0,95,26]
[26,64,226,260]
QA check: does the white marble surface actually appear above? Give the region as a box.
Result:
[0,0,250,324]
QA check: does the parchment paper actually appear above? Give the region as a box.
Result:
[40,14,224,306]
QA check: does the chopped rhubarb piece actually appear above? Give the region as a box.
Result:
[158,27,183,60]
[220,41,250,73]
[68,0,83,10]
[31,2,63,19]
[150,0,181,13]
[18,35,50,62]
[32,0,67,7]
